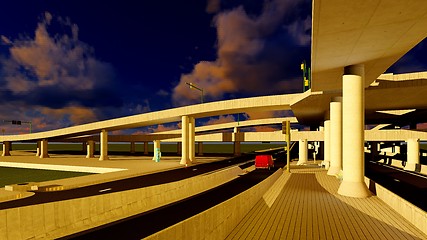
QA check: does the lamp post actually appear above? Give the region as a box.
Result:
[186,82,204,103]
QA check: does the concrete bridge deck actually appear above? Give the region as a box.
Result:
[226,164,427,240]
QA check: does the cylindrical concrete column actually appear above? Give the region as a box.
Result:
[338,65,371,198]
[99,130,109,161]
[323,120,331,169]
[233,127,241,156]
[2,141,11,156]
[36,141,41,157]
[370,141,379,161]
[189,117,196,163]
[40,139,49,158]
[152,140,161,162]
[405,138,420,171]
[86,140,95,158]
[233,142,241,156]
[180,116,189,165]
[328,98,342,175]
[177,142,182,155]
[130,142,136,154]
[198,142,203,156]
[297,139,308,165]
[144,141,149,155]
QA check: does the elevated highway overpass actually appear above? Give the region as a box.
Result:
[1,0,427,199]
[2,1,427,238]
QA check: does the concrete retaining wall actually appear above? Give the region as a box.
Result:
[0,166,244,239]
[146,169,283,240]
[366,177,427,236]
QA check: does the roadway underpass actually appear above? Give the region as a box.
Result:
[0,153,259,210]
[61,160,286,239]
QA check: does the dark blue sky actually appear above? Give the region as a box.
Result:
[0,0,426,134]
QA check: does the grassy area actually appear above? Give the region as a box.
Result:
[0,167,94,188]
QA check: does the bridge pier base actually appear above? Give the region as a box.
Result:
[99,130,109,161]
[36,141,41,157]
[144,141,149,155]
[40,139,49,158]
[328,98,342,176]
[297,139,308,165]
[322,120,331,169]
[189,117,196,163]
[198,142,203,156]
[181,116,190,165]
[177,142,182,155]
[338,65,371,198]
[2,141,11,156]
[130,141,136,154]
[404,138,420,171]
[152,140,161,162]
[86,140,95,158]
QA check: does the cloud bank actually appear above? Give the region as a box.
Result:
[0,12,121,132]
[173,0,311,106]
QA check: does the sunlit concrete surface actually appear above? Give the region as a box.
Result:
[0,93,305,142]
[0,162,126,174]
[226,163,427,240]
[311,0,427,92]
[0,151,227,194]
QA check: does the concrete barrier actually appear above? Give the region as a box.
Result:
[145,168,283,240]
[0,165,244,239]
[365,177,427,236]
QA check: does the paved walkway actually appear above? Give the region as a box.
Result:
[226,164,427,240]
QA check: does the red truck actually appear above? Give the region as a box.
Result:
[255,155,274,170]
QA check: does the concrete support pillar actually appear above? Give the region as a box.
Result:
[233,127,241,156]
[323,120,331,169]
[338,65,371,198]
[130,142,136,154]
[99,129,109,161]
[36,141,41,157]
[370,141,379,161]
[152,140,161,162]
[189,117,196,163]
[40,139,49,158]
[177,142,182,155]
[180,116,190,165]
[198,142,203,156]
[144,141,149,155]
[233,142,241,156]
[405,138,420,171]
[297,139,308,165]
[86,140,95,158]
[2,141,11,156]
[328,98,342,176]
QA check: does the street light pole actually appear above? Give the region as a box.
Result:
[186,82,204,103]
